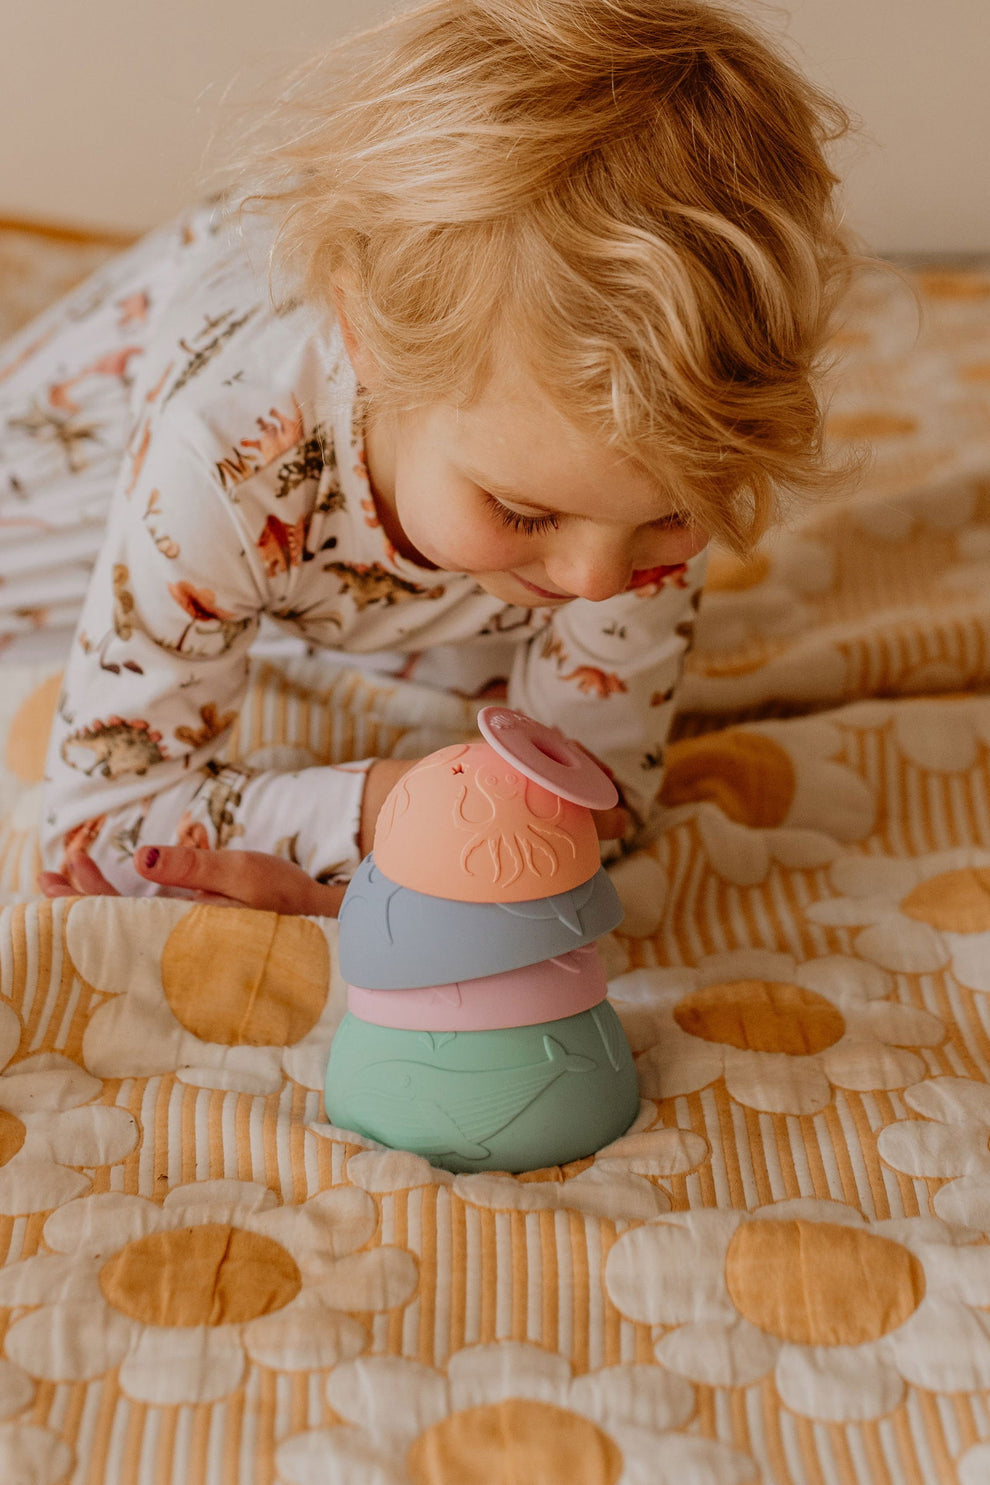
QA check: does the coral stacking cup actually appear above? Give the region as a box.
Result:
[325,708,639,1173]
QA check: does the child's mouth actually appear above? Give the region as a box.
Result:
[625,564,687,590]
[512,573,573,602]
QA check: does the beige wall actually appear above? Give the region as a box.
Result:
[0,0,389,234]
[781,0,988,255]
[1,0,986,253]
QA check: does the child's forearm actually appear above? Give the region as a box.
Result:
[43,741,633,903]
[42,757,376,896]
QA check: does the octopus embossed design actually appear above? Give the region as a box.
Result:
[376,743,591,894]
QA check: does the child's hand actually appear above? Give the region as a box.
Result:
[38,747,629,912]
[570,742,631,841]
[359,757,417,855]
[592,801,631,840]
[38,846,346,916]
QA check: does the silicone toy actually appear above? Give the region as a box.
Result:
[326,707,639,1173]
[327,1003,637,1174]
[337,855,622,990]
[372,740,601,901]
[478,705,619,810]
[346,942,609,1032]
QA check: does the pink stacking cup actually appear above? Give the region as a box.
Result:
[347,943,609,1032]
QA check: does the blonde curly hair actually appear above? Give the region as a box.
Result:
[223,0,863,553]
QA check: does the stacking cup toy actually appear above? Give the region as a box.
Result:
[336,857,623,988]
[325,707,639,1173]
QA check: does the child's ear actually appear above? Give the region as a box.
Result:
[331,272,380,390]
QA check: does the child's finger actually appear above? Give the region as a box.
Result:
[134,845,264,902]
[593,805,631,841]
[37,871,77,898]
[570,742,630,838]
[134,845,346,917]
[63,850,120,896]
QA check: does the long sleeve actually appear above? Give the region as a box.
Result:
[37,204,710,892]
[508,549,707,844]
[42,350,373,895]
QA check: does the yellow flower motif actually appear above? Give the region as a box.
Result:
[606,1201,990,1421]
[305,1119,457,1194]
[960,1442,990,1485]
[659,718,874,886]
[848,466,977,541]
[0,1424,72,1485]
[839,695,990,773]
[620,950,943,1116]
[697,537,835,654]
[450,1106,706,1221]
[276,1344,758,1485]
[0,1180,417,1404]
[878,1077,990,1231]
[0,1356,73,1485]
[0,1051,137,1215]
[606,853,669,939]
[332,1103,705,1222]
[679,635,848,713]
[0,1359,34,1419]
[807,847,990,990]
[943,523,990,606]
[340,1142,456,1193]
[0,976,134,1216]
[67,897,345,1093]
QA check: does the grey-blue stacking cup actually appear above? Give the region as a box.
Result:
[337,854,623,990]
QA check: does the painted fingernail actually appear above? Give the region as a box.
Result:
[139,847,160,869]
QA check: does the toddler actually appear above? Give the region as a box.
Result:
[13,0,856,910]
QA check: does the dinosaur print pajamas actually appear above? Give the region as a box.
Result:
[0,205,704,893]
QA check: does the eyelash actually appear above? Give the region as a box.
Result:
[483,493,560,535]
[482,494,692,537]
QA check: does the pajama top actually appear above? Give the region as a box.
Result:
[29,205,705,893]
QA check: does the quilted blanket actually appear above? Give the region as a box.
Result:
[0,250,989,1484]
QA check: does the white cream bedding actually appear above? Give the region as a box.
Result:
[0,245,988,1484]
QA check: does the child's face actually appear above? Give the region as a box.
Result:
[362,354,709,607]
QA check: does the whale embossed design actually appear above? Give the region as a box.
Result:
[336,1034,596,1162]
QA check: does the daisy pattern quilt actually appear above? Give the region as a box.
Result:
[1,243,990,1484]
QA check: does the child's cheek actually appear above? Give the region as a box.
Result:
[652,524,709,565]
[436,511,525,573]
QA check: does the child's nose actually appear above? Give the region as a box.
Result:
[543,532,633,603]
[543,520,708,603]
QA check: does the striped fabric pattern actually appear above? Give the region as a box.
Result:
[1,246,990,1482]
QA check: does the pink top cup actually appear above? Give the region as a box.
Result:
[372,740,601,902]
[478,706,619,810]
[347,943,609,1032]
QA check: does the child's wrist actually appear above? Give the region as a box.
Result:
[358,758,417,857]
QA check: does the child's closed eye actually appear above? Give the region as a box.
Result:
[651,510,693,530]
[482,493,560,535]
